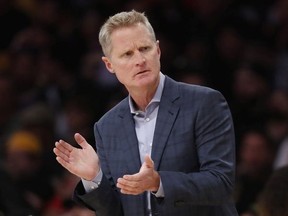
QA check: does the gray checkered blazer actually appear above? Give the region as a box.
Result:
[74,76,238,216]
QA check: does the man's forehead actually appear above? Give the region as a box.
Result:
[110,27,153,47]
[111,23,149,38]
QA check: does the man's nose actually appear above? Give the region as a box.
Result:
[135,51,146,66]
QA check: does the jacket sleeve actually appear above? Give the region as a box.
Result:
[73,123,123,216]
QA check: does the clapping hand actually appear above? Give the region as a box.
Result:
[53,133,100,181]
[117,155,160,195]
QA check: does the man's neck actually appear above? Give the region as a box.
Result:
[129,80,160,111]
[130,88,156,111]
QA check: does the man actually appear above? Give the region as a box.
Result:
[54,10,238,216]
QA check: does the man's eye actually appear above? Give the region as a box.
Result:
[140,46,150,52]
[124,51,133,57]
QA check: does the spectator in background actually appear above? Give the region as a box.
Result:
[264,91,288,169]
[8,26,52,110]
[18,103,62,177]
[273,132,288,169]
[0,0,30,50]
[0,130,52,215]
[235,130,275,214]
[257,166,288,216]
[230,65,270,142]
[267,90,288,117]
[274,52,288,93]
[43,170,94,216]
[55,94,99,145]
[265,111,288,147]
[209,25,244,100]
[0,74,18,153]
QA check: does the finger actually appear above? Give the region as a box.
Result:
[119,187,139,195]
[54,142,71,159]
[120,188,140,195]
[117,180,141,195]
[122,156,153,181]
[53,144,70,163]
[74,133,89,149]
[55,140,74,154]
[117,177,139,187]
[144,155,154,168]
[55,155,72,171]
[122,172,142,181]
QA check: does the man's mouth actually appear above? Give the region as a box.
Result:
[136,70,149,75]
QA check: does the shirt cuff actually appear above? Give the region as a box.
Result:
[151,178,165,198]
[81,169,103,193]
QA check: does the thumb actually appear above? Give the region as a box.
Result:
[144,155,154,168]
[74,133,89,149]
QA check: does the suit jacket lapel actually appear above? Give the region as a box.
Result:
[152,76,180,170]
[117,76,180,173]
[118,101,142,174]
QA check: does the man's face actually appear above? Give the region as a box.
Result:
[102,23,161,92]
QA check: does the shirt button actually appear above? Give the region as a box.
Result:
[145,118,150,122]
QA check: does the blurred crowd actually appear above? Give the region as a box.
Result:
[1,0,288,215]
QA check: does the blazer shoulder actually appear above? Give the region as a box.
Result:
[179,81,222,96]
[165,76,221,95]
[167,77,225,102]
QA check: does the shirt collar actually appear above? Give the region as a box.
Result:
[129,72,165,114]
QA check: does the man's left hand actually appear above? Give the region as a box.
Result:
[117,155,160,195]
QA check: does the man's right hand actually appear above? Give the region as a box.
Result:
[53,133,100,181]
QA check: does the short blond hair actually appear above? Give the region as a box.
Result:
[99,10,156,56]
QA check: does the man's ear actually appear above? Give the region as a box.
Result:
[102,56,114,73]
[156,40,161,57]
